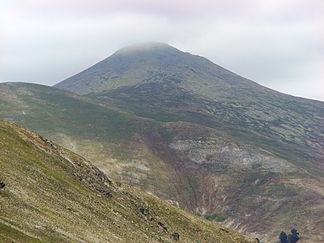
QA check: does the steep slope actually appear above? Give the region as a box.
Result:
[0,120,252,242]
[0,82,184,202]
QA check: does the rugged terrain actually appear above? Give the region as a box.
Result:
[0,120,252,242]
[57,43,324,172]
[1,43,324,242]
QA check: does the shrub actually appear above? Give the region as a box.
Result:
[279,229,300,243]
[279,231,288,243]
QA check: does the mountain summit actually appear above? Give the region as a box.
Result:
[55,42,256,96]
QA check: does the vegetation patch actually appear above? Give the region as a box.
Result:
[201,212,228,222]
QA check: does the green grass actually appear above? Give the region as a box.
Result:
[202,213,228,222]
[0,83,160,143]
[0,222,42,243]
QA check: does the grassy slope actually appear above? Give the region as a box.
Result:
[0,82,146,140]
[0,120,252,243]
[0,83,180,201]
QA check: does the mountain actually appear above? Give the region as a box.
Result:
[55,42,260,96]
[0,120,252,242]
[55,42,324,174]
[1,43,324,242]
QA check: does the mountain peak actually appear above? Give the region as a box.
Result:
[114,42,178,56]
[54,42,258,95]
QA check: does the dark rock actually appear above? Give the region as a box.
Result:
[171,232,180,241]
[138,205,168,231]
[39,136,57,150]
[158,221,168,232]
[0,181,5,189]
[139,206,150,216]
[96,188,112,199]
[139,206,155,221]
[220,228,229,233]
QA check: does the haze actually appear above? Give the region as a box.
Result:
[1,0,323,101]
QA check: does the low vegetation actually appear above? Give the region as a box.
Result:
[0,120,252,242]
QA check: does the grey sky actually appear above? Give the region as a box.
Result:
[1,0,323,101]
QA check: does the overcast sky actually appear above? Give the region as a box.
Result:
[1,0,323,101]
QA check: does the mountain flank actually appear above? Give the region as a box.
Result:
[0,120,252,242]
[56,42,324,176]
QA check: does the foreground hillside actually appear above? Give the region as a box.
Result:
[0,120,252,242]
